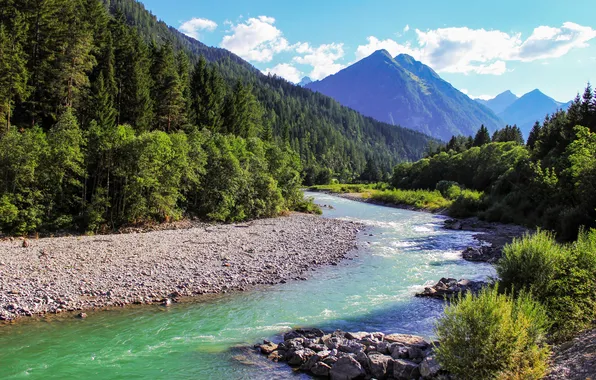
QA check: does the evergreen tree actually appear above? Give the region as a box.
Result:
[222,80,263,138]
[151,42,185,131]
[527,122,542,150]
[473,124,491,147]
[92,72,116,129]
[190,56,225,131]
[0,19,29,131]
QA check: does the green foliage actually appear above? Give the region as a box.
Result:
[435,286,550,380]
[371,189,452,211]
[497,230,596,341]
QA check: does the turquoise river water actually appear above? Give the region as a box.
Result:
[0,192,494,379]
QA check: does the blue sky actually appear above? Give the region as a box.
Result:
[142,0,596,101]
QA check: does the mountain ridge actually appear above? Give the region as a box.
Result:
[306,50,504,140]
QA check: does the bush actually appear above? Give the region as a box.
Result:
[497,230,596,341]
[370,189,451,211]
[436,180,461,199]
[496,230,564,293]
[435,286,550,380]
[448,189,485,218]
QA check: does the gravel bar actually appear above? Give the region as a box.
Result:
[0,214,362,322]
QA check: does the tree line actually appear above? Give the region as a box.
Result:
[0,0,315,234]
[391,84,596,240]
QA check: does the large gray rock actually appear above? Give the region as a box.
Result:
[286,348,314,366]
[311,362,332,377]
[420,356,441,378]
[393,359,421,380]
[330,355,366,380]
[368,353,392,379]
[385,334,430,349]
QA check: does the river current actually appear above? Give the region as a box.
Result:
[0,192,494,379]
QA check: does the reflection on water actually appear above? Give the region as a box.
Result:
[0,192,493,379]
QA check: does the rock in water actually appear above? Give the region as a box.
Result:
[330,356,366,380]
[368,353,392,379]
[393,359,421,379]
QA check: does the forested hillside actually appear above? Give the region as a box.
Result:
[106,0,433,178]
[0,0,432,235]
[391,85,596,240]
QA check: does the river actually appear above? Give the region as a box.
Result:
[0,192,494,379]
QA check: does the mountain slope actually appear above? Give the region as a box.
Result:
[305,50,504,141]
[107,0,434,175]
[476,91,519,114]
[498,89,570,136]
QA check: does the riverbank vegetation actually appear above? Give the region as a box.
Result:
[0,0,436,235]
[390,84,596,241]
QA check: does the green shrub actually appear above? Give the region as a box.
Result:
[370,189,451,211]
[294,197,322,215]
[436,180,461,199]
[497,230,596,341]
[435,286,550,380]
[497,230,564,293]
[448,189,485,218]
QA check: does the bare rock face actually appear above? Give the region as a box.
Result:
[256,328,446,379]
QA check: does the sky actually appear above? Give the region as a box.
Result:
[142,0,596,102]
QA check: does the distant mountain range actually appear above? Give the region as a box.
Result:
[298,76,312,86]
[476,90,572,137]
[305,50,503,141]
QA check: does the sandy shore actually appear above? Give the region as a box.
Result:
[0,213,362,322]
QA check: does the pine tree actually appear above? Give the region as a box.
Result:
[93,72,116,129]
[151,42,185,131]
[473,124,490,147]
[0,15,29,131]
[527,122,542,150]
[176,50,192,127]
[190,56,225,131]
[222,80,263,138]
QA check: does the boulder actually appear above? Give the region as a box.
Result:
[259,341,278,355]
[392,359,421,380]
[311,362,332,377]
[268,350,283,362]
[286,348,314,366]
[420,356,441,378]
[329,355,366,380]
[338,340,365,354]
[384,334,429,349]
[368,353,392,379]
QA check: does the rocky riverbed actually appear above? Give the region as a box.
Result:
[256,328,444,379]
[0,214,361,322]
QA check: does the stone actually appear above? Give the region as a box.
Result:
[76,312,87,319]
[338,340,365,354]
[311,362,332,377]
[368,353,392,379]
[329,355,366,380]
[286,348,315,367]
[393,359,421,380]
[268,351,283,362]
[345,331,369,340]
[384,334,430,349]
[22,240,29,248]
[420,356,441,378]
[259,342,278,355]
[296,328,325,338]
[390,345,409,359]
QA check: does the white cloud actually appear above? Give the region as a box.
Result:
[263,63,303,83]
[460,88,468,94]
[293,43,346,80]
[179,18,217,40]
[404,24,410,33]
[515,22,596,61]
[474,94,495,100]
[221,16,291,62]
[356,22,596,76]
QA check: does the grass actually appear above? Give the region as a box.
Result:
[370,188,452,211]
[309,183,484,215]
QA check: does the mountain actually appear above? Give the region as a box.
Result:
[498,89,571,137]
[106,0,434,176]
[298,77,313,87]
[475,91,519,114]
[305,50,503,140]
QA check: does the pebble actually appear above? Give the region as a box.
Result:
[0,214,362,322]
